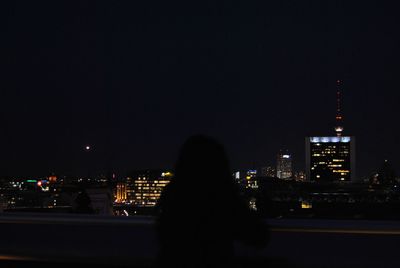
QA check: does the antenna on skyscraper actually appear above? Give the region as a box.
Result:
[335,80,344,137]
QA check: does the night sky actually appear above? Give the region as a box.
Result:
[2,1,400,178]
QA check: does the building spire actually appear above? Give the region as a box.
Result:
[335,80,344,136]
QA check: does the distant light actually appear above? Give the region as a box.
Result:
[48,176,57,182]
[37,181,42,187]
[161,172,173,177]
[335,126,344,132]
[282,155,290,159]
[301,201,312,209]
[235,172,240,179]
[85,145,91,150]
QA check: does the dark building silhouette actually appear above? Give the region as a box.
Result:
[370,160,397,186]
[73,189,94,214]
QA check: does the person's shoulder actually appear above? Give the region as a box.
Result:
[157,180,177,209]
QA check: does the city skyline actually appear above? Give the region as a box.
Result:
[3,2,400,268]
[3,1,400,178]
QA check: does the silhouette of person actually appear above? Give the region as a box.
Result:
[156,135,269,268]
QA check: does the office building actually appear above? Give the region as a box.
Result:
[126,170,172,207]
[276,151,293,179]
[306,136,356,182]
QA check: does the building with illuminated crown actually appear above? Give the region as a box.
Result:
[305,80,356,182]
[276,151,293,179]
[306,136,356,182]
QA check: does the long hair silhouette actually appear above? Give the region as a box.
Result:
[156,135,268,267]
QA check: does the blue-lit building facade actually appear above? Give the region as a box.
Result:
[305,136,356,182]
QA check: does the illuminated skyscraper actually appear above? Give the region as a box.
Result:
[305,80,356,182]
[276,151,293,179]
[306,136,356,182]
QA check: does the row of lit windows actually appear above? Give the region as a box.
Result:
[135,197,159,200]
[332,159,345,162]
[136,187,164,190]
[135,193,161,196]
[134,180,170,183]
[328,165,342,168]
[332,170,350,173]
[136,187,163,190]
[134,182,168,187]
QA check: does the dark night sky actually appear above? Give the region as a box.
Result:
[2,1,400,178]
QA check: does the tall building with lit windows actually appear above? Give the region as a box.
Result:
[126,170,172,207]
[305,80,356,182]
[306,136,356,182]
[276,151,293,179]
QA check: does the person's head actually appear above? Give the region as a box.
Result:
[174,135,232,187]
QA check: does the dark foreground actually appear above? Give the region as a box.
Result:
[1,213,400,268]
